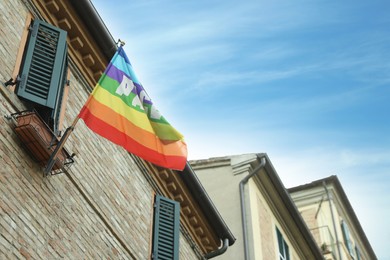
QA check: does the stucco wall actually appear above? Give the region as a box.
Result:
[0,0,199,259]
[191,161,244,260]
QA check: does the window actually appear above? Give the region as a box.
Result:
[152,195,180,260]
[276,227,290,260]
[341,220,355,258]
[16,18,68,136]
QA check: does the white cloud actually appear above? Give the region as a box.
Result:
[92,1,390,258]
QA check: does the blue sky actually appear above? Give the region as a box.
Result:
[92,0,389,258]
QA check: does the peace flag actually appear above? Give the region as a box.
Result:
[78,46,187,170]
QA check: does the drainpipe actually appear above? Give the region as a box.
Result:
[323,181,342,260]
[204,238,229,259]
[239,155,266,260]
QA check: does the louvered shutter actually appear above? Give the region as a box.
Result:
[152,195,180,260]
[51,51,68,134]
[17,19,67,111]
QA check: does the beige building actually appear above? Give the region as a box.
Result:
[288,176,377,260]
[190,153,323,260]
[0,0,234,258]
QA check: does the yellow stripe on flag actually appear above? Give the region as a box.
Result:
[92,86,154,133]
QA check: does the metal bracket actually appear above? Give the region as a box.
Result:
[2,77,19,87]
[44,125,75,176]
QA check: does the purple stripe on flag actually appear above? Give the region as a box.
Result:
[105,62,131,83]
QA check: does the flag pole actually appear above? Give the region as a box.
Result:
[44,116,80,175]
[45,39,126,175]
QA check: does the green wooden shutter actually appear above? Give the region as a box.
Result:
[152,195,180,260]
[51,51,68,134]
[17,19,67,110]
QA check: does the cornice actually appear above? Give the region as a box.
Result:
[190,153,258,176]
[190,157,231,170]
[231,155,257,175]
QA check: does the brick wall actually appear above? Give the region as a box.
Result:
[0,0,199,259]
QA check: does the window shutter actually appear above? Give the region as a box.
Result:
[152,195,180,260]
[276,228,284,256]
[17,19,67,110]
[51,55,68,134]
[341,220,354,257]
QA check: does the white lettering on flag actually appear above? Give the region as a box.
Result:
[116,75,135,96]
[115,75,163,118]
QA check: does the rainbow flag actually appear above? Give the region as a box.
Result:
[78,46,187,170]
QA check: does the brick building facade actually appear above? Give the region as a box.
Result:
[0,0,234,259]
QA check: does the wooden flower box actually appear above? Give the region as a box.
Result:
[12,111,73,173]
